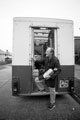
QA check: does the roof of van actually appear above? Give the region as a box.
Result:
[13,17,73,24]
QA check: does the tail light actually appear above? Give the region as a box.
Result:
[69,79,74,93]
[12,77,20,95]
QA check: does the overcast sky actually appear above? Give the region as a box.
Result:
[0,0,80,52]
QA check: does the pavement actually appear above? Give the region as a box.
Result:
[0,64,11,88]
[0,64,80,120]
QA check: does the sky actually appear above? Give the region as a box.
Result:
[0,0,80,52]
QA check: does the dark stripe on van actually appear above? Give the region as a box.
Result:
[12,65,74,94]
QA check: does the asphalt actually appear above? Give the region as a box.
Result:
[0,65,80,120]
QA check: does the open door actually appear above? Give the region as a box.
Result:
[31,27,57,93]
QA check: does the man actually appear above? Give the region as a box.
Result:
[34,47,61,110]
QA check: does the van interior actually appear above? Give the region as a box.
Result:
[32,27,55,93]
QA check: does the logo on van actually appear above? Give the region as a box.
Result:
[59,80,69,88]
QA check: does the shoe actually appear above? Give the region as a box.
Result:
[48,103,56,110]
[39,90,46,94]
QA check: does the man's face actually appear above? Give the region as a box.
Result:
[46,49,52,57]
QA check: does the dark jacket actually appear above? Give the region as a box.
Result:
[35,56,61,87]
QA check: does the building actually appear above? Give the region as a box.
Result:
[75,36,80,54]
[74,36,80,64]
[5,50,12,63]
[5,50,12,58]
[0,49,5,62]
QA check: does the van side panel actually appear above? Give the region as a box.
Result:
[57,65,74,92]
[13,21,30,66]
[57,23,74,65]
[12,65,32,93]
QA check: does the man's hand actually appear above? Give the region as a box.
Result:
[45,75,50,80]
[32,55,41,61]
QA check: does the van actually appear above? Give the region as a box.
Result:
[12,17,74,96]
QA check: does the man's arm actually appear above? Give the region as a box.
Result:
[50,58,61,79]
[35,58,45,69]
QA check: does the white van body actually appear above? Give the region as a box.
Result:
[12,17,74,95]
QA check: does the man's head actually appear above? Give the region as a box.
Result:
[45,47,54,58]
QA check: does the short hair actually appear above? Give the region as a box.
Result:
[50,48,54,53]
[46,47,54,54]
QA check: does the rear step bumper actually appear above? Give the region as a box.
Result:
[17,92,69,96]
